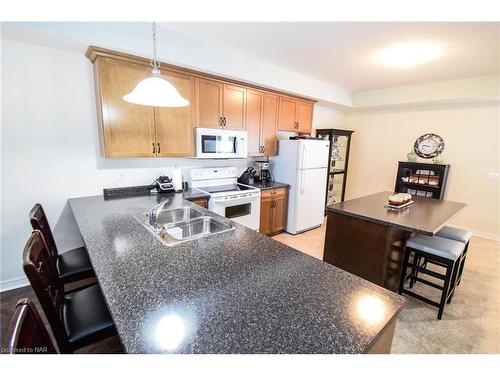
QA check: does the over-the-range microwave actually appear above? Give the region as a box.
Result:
[195,128,248,159]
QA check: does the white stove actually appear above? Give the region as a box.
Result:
[189,167,261,230]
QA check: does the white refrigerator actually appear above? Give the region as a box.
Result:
[271,139,330,234]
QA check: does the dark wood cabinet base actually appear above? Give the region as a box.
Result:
[323,211,413,292]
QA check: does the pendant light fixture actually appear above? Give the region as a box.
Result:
[123,22,189,107]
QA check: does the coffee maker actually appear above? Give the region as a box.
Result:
[255,161,271,182]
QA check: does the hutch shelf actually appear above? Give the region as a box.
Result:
[395,161,450,200]
[316,129,354,206]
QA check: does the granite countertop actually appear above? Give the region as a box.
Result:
[327,191,466,236]
[245,180,290,190]
[69,193,405,354]
[102,185,210,201]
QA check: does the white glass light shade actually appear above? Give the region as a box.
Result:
[123,71,190,107]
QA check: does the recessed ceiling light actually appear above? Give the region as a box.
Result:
[374,42,443,68]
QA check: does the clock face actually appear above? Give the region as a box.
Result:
[414,134,444,159]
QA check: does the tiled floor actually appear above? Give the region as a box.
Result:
[273,220,500,354]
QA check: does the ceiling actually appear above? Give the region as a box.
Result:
[162,22,500,92]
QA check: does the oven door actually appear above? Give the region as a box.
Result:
[196,128,247,158]
[209,193,260,230]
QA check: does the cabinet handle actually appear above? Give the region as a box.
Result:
[297,121,300,129]
[157,142,160,154]
[262,145,265,154]
[223,117,227,126]
[219,117,223,127]
[258,145,262,153]
[152,142,156,154]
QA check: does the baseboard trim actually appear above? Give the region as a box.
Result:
[0,276,29,293]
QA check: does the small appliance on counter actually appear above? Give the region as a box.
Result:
[149,176,175,194]
[254,161,271,182]
[237,167,256,185]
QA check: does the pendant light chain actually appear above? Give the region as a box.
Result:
[151,22,160,71]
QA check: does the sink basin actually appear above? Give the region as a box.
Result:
[137,205,234,246]
[159,217,234,245]
[154,207,205,228]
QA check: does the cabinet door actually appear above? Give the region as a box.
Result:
[277,96,297,131]
[223,84,246,129]
[296,101,313,133]
[261,93,279,156]
[272,197,286,233]
[155,70,195,156]
[259,199,273,235]
[195,78,223,128]
[246,89,263,156]
[97,58,155,157]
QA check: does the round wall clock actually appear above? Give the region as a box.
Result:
[413,133,445,159]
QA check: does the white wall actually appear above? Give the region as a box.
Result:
[343,104,500,239]
[353,75,500,108]
[2,22,353,107]
[0,40,250,290]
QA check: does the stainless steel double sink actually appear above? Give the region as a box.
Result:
[137,204,234,246]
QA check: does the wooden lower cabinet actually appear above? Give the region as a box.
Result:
[187,197,208,208]
[259,188,287,235]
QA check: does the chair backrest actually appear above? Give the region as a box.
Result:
[29,203,58,260]
[5,298,57,354]
[23,230,71,353]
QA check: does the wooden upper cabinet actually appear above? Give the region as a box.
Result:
[246,89,263,156]
[96,58,155,157]
[222,84,246,129]
[245,91,278,156]
[278,96,314,134]
[295,101,313,133]
[155,70,195,157]
[195,78,223,128]
[278,96,297,131]
[261,93,279,156]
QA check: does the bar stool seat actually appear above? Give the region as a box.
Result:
[399,234,465,319]
[57,246,94,283]
[64,284,116,349]
[406,235,464,261]
[436,226,472,244]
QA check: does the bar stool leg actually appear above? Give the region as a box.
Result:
[447,259,461,304]
[437,260,455,320]
[457,241,469,286]
[409,254,420,288]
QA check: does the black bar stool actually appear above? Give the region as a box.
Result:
[23,230,116,353]
[436,226,472,286]
[29,203,95,285]
[398,234,465,319]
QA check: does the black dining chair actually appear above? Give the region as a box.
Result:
[23,230,116,353]
[5,298,57,354]
[30,203,94,285]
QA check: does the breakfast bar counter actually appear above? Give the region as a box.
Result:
[69,192,405,354]
[323,191,466,292]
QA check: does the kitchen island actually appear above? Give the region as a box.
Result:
[69,192,405,354]
[323,191,466,292]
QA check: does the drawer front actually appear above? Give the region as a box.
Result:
[261,188,286,201]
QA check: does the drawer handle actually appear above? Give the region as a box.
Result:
[152,142,156,154]
[270,191,276,195]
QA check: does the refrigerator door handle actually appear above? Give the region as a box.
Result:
[301,143,306,170]
[301,170,305,194]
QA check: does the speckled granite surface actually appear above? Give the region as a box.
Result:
[326,191,466,236]
[69,193,405,354]
[245,181,290,190]
[102,186,209,201]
